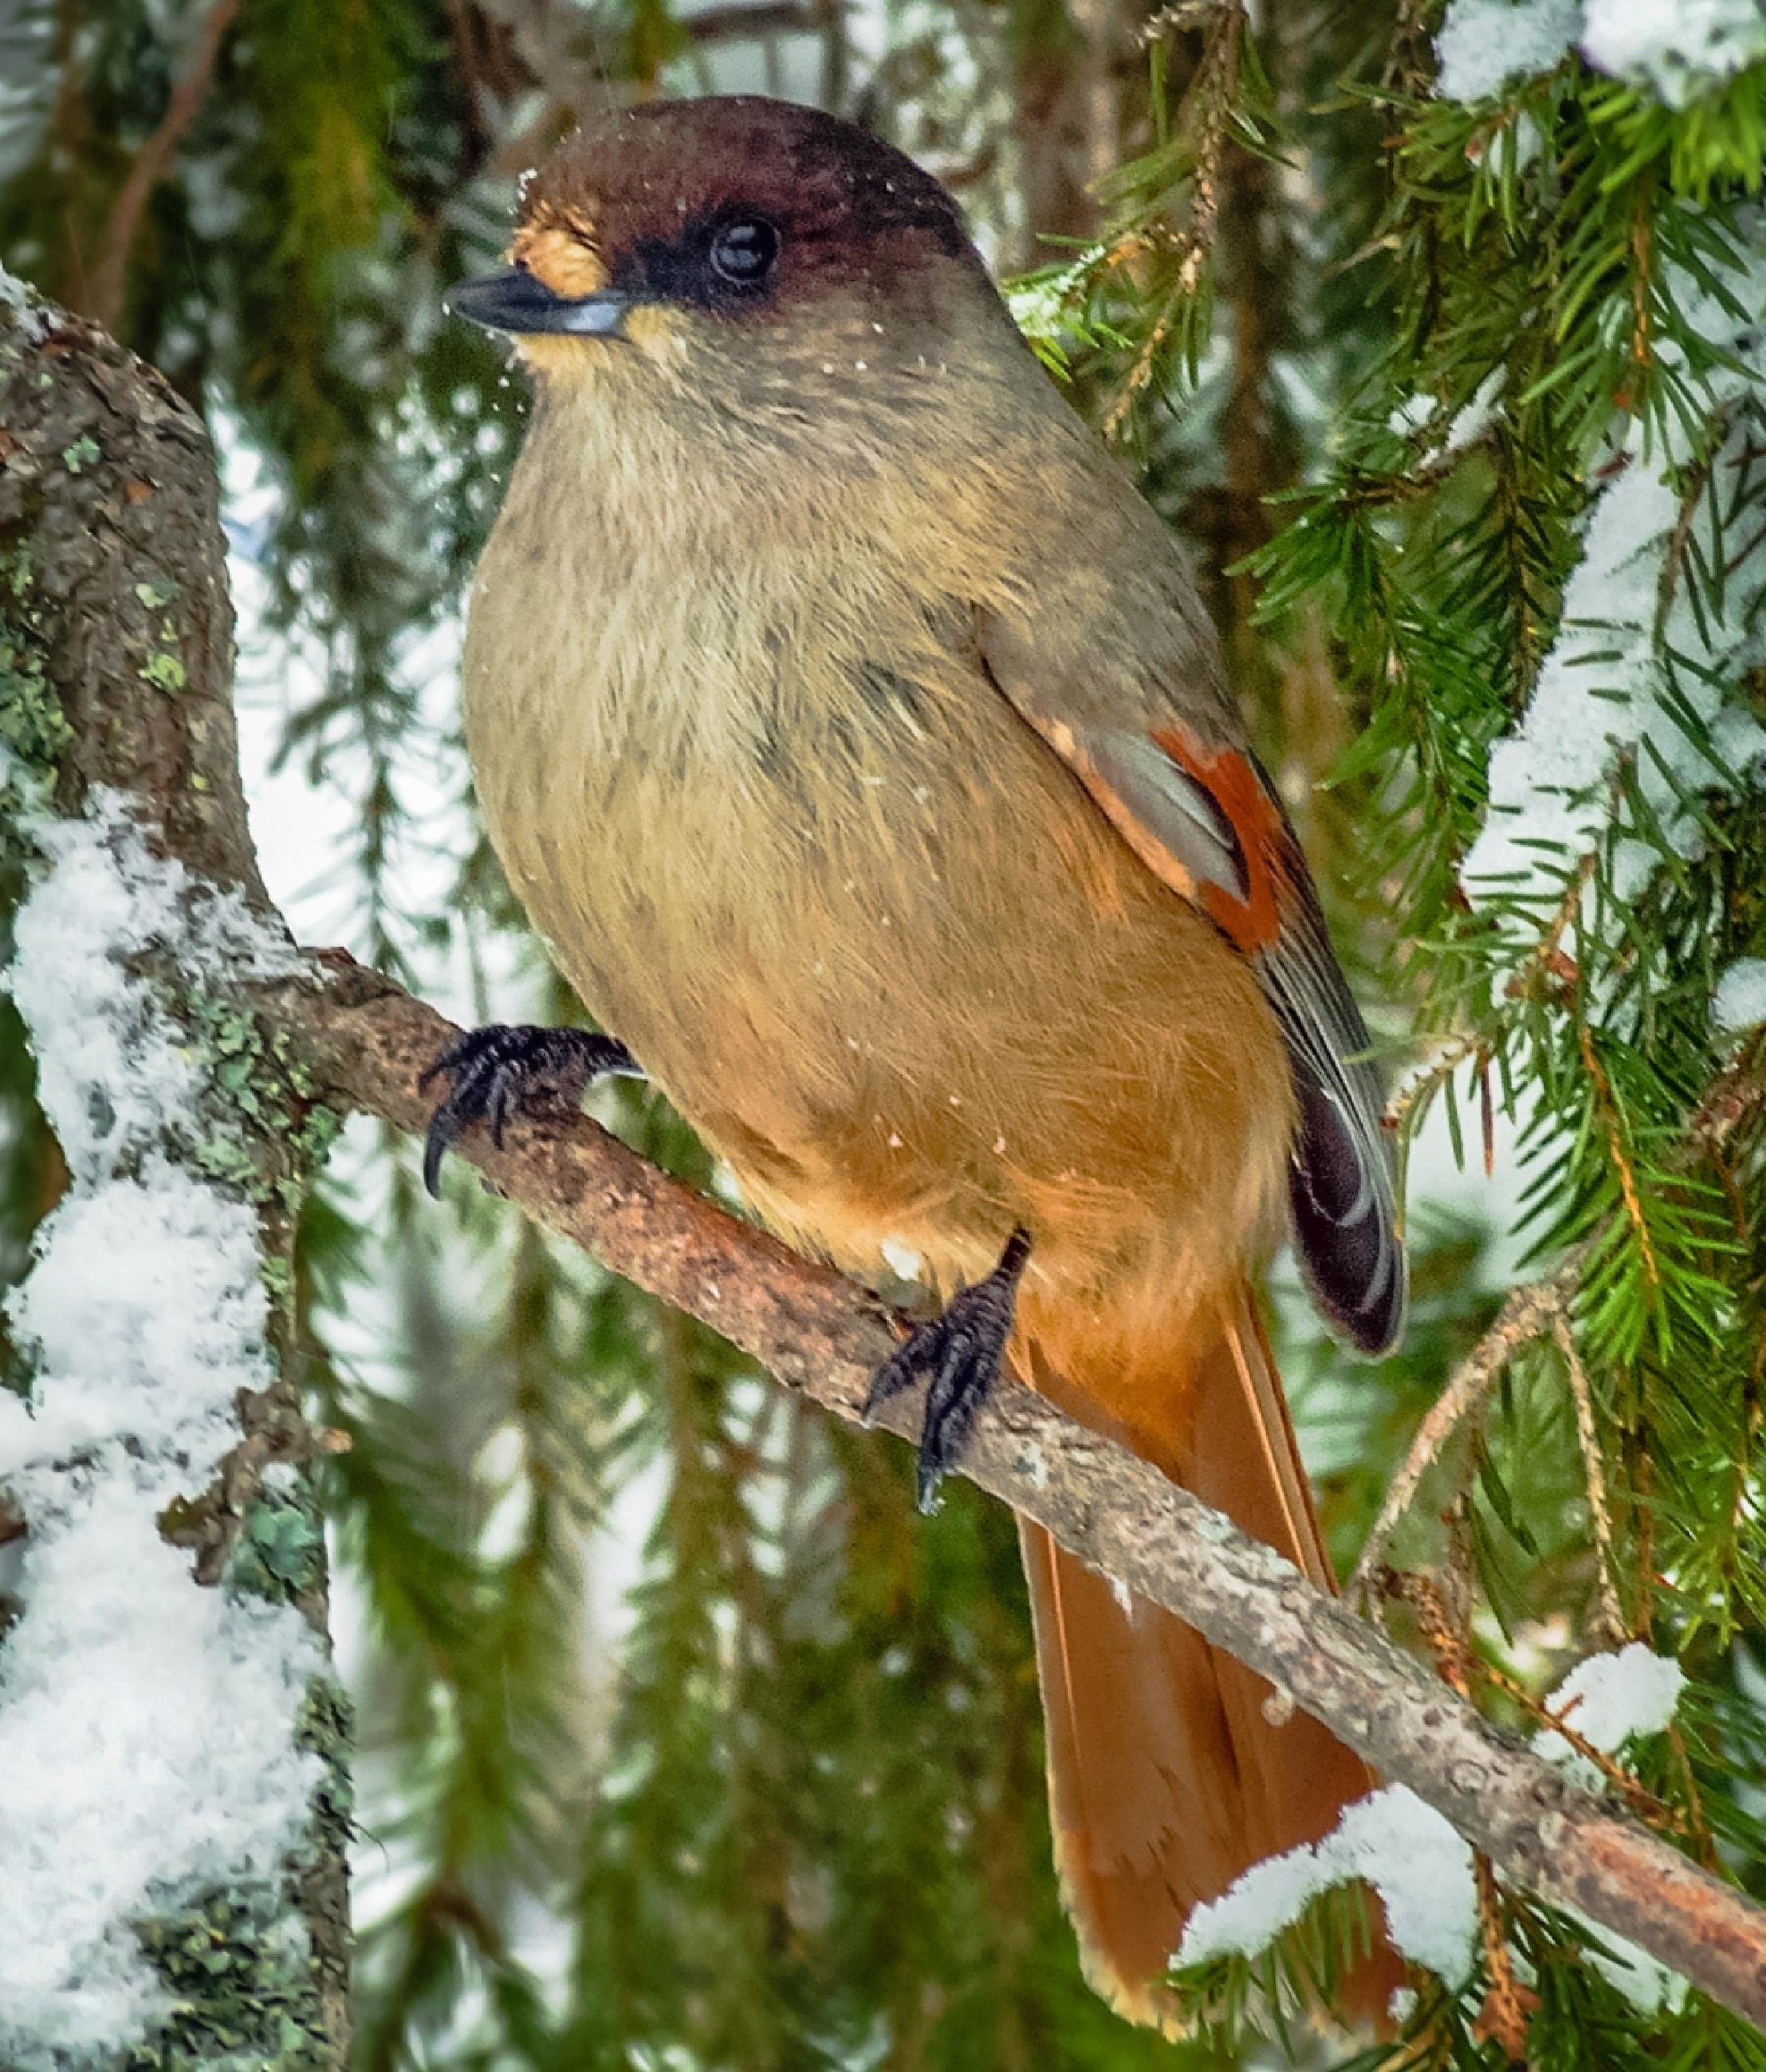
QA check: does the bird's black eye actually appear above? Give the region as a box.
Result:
[708,216,781,289]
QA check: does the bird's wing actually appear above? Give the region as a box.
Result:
[979,607,1405,1356]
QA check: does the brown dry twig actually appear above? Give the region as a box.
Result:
[8,284,1766,2038]
[1350,1255,1585,1604]
[1100,0,1244,437]
[1551,1311,1629,1645]
[87,0,242,332]
[1472,1851,1538,2061]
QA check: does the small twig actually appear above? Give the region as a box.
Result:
[1351,1256,1584,1603]
[1579,1022,1662,1292]
[1633,1442,1658,1640]
[87,0,241,331]
[1666,1721,1721,1872]
[1480,1053,1497,1178]
[1551,1313,1628,1647]
[1380,1565,1477,1697]
[1393,1571,1537,2060]
[1628,199,1654,383]
[1473,1852,1536,2062]
[1504,850,1599,1001]
[1383,1029,1482,1132]
[1657,449,1714,642]
[1485,1669,1677,1834]
[1100,0,1243,437]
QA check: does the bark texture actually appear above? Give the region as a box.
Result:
[0,295,348,2064]
[6,289,1766,2039]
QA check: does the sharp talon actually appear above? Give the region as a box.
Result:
[863,1226,1032,1506]
[422,1119,452,1200]
[488,1072,516,1148]
[419,1024,641,1195]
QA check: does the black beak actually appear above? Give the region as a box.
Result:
[445,265,632,339]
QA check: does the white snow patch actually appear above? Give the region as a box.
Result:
[1537,1641,1685,1768]
[10,795,298,1186]
[880,1237,925,1284]
[0,1507,322,2044]
[1461,232,1766,945]
[1444,370,1506,455]
[1435,0,1766,104]
[1714,958,1766,1034]
[0,795,324,2062]
[0,1177,267,1472]
[1177,1785,1479,1984]
[1582,0,1766,105]
[1388,370,1504,457]
[1436,0,1579,101]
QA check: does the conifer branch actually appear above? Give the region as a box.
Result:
[1551,1311,1629,1647]
[1348,1254,1586,1604]
[265,955,1766,2029]
[10,280,1766,2040]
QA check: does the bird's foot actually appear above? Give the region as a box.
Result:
[864,1227,1032,1513]
[420,1024,641,1197]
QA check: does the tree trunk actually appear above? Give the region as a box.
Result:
[0,284,348,2069]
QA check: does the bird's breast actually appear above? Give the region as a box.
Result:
[460,414,1293,1307]
[462,474,976,1121]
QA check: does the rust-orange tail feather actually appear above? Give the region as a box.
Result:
[1017,1282,1391,2031]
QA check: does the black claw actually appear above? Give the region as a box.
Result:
[421,1024,641,1197]
[864,1227,1032,1512]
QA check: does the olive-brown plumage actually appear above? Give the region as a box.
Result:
[449,95,1404,2028]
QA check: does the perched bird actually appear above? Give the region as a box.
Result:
[434,95,1405,2028]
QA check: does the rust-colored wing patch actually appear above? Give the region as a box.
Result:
[1147,725,1288,954]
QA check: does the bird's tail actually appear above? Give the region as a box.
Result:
[1016,1280,1393,2031]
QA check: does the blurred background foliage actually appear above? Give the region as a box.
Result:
[3,0,1766,2066]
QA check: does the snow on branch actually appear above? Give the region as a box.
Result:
[1460,235,1766,950]
[7,292,1766,2037]
[1436,0,1766,108]
[0,803,321,2056]
[268,953,1766,2027]
[0,281,348,2066]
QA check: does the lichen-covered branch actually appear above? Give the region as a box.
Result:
[7,289,1766,2040]
[269,951,1766,2027]
[0,285,348,2066]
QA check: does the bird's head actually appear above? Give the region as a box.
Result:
[447,97,1016,445]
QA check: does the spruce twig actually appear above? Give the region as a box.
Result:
[1550,1312,1628,1647]
[1350,1256,1585,1604]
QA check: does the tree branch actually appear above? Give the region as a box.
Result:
[1349,1253,1587,1605]
[86,0,242,332]
[8,289,1766,2036]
